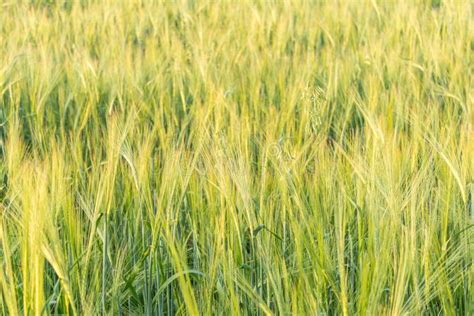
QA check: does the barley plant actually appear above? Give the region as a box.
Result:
[0,0,473,315]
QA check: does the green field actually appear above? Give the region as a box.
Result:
[0,0,473,315]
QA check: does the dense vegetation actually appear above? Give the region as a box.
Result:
[0,0,473,314]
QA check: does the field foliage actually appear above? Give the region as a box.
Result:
[0,0,473,315]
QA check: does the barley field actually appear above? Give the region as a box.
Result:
[0,0,473,315]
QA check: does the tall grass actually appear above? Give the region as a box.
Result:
[0,0,473,314]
